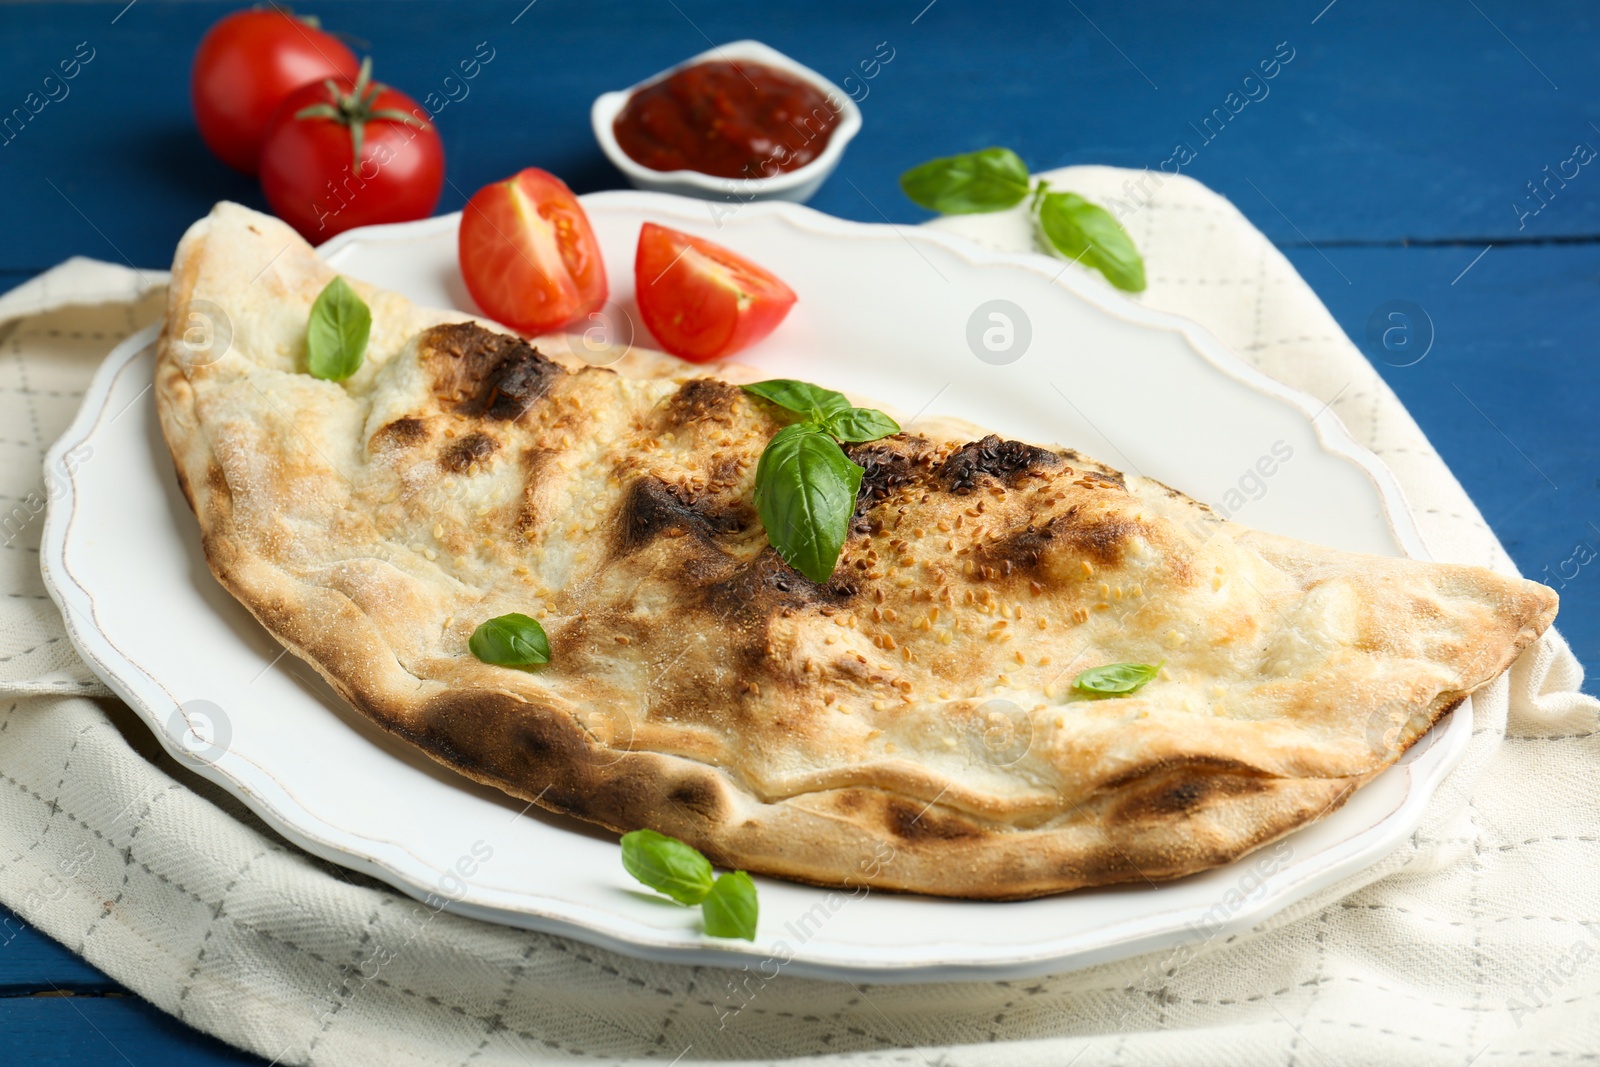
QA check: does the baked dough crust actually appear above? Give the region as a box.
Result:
[155,204,1556,899]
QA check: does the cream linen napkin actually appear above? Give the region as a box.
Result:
[1,171,1596,1066]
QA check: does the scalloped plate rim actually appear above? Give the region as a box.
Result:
[38,198,1471,982]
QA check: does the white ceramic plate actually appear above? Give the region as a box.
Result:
[40,193,1468,981]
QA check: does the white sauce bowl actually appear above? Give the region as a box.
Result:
[591,39,863,204]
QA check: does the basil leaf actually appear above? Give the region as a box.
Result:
[820,406,900,444]
[1036,191,1147,293]
[742,380,851,423]
[752,424,863,584]
[620,829,715,906]
[306,276,372,380]
[468,613,550,667]
[1073,661,1163,696]
[701,870,758,940]
[899,147,1031,215]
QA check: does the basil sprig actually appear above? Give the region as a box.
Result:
[468,613,551,667]
[701,870,759,940]
[621,829,759,940]
[306,276,372,380]
[820,406,901,443]
[1073,660,1163,696]
[753,425,863,584]
[742,379,899,444]
[1036,187,1147,293]
[899,147,1147,293]
[742,380,900,584]
[741,380,850,421]
[621,828,714,905]
[899,146,1031,214]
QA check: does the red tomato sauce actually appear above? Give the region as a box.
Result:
[612,60,839,179]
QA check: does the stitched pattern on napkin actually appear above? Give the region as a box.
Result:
[0,174,1595,1067]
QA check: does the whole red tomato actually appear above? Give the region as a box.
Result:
[190,9,358,174]
[259,59,445,242]
[457,168,608,334]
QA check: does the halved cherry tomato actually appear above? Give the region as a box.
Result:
[633,223,797,362]
[457,169,608,334]
[190,9,359,175]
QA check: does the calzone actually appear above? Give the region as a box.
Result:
[155,204,1557,899]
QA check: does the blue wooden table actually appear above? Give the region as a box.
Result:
[2,0,1595,1060]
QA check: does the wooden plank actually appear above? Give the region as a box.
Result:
[0,995,266,1065]
[0,907,117,994]
[0,4,1593,1062]
[0,0,1597,275]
